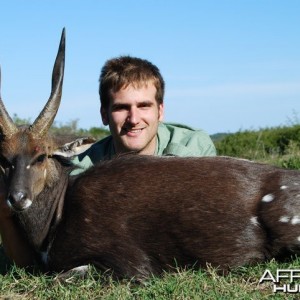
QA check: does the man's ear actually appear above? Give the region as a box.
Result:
[100,106,109,126]
[158,103,164,122]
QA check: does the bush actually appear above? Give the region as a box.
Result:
[215,125,300,161]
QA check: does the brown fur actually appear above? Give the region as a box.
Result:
[12,153,299,281]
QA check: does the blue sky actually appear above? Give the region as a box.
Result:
[0,1,299,134]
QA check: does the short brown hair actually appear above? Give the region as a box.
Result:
[99,56,165,109]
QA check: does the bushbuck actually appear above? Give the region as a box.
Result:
[1,29,300,281]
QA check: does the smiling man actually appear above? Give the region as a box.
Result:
[73,56,216,173]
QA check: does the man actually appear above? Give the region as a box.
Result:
[72,56,216,174]
[0,56,216,267]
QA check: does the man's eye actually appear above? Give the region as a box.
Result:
[112,105,128,111]
[138,102,153,109]
[139,105,151,110]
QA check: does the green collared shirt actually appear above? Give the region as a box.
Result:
[71,123,216,174]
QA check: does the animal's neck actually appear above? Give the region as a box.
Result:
[16,160,70,252]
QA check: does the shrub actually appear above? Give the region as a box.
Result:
[215,125,300,161]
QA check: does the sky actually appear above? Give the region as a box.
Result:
[0,0,299,135]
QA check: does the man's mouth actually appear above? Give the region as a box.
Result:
[128,129,142,133]
[123,128,144,136]
[125,128,143,132]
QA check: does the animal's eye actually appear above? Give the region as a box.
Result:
[0,155,13,179]
[0,155,12,169]
[35,154,47,164]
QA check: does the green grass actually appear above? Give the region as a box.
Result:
[1,258,300,299]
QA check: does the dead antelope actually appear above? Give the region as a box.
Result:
[1,29,300,281]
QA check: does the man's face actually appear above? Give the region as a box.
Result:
[101,82,164,155]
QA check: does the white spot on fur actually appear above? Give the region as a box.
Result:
[26,165,30,170]
[291,216,300,225]
[279,216,290,223]
[294,183,299,186]
[44,169,47,179]
[71,265,89,273]
[262,194,275,202]
[250,216,259,226]
[56,265,90,282]
[40,251,48,265]
[22,199,33,209]
[280,185,288,190]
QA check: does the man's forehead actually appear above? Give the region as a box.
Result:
[119,80,156,91]
[111,82,156,98]
[108,86,159,110]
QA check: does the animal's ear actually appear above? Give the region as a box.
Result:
[53,137,96,157]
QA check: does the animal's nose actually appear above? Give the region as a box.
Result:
[7,191,32,211]
[8,191,26,204]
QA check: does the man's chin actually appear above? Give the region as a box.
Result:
[120,138,144,152]
[118,136,156,155]
[123,146,143,153]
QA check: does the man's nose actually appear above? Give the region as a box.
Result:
[127,107,140,124]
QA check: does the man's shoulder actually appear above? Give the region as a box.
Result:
[159,122,207,136]
[157,122,216,157]
[71,135,114,174]
[77,135,114,162]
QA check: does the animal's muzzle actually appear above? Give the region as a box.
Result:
[7,191,32,211]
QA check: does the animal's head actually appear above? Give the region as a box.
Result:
[0,29,66,212]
